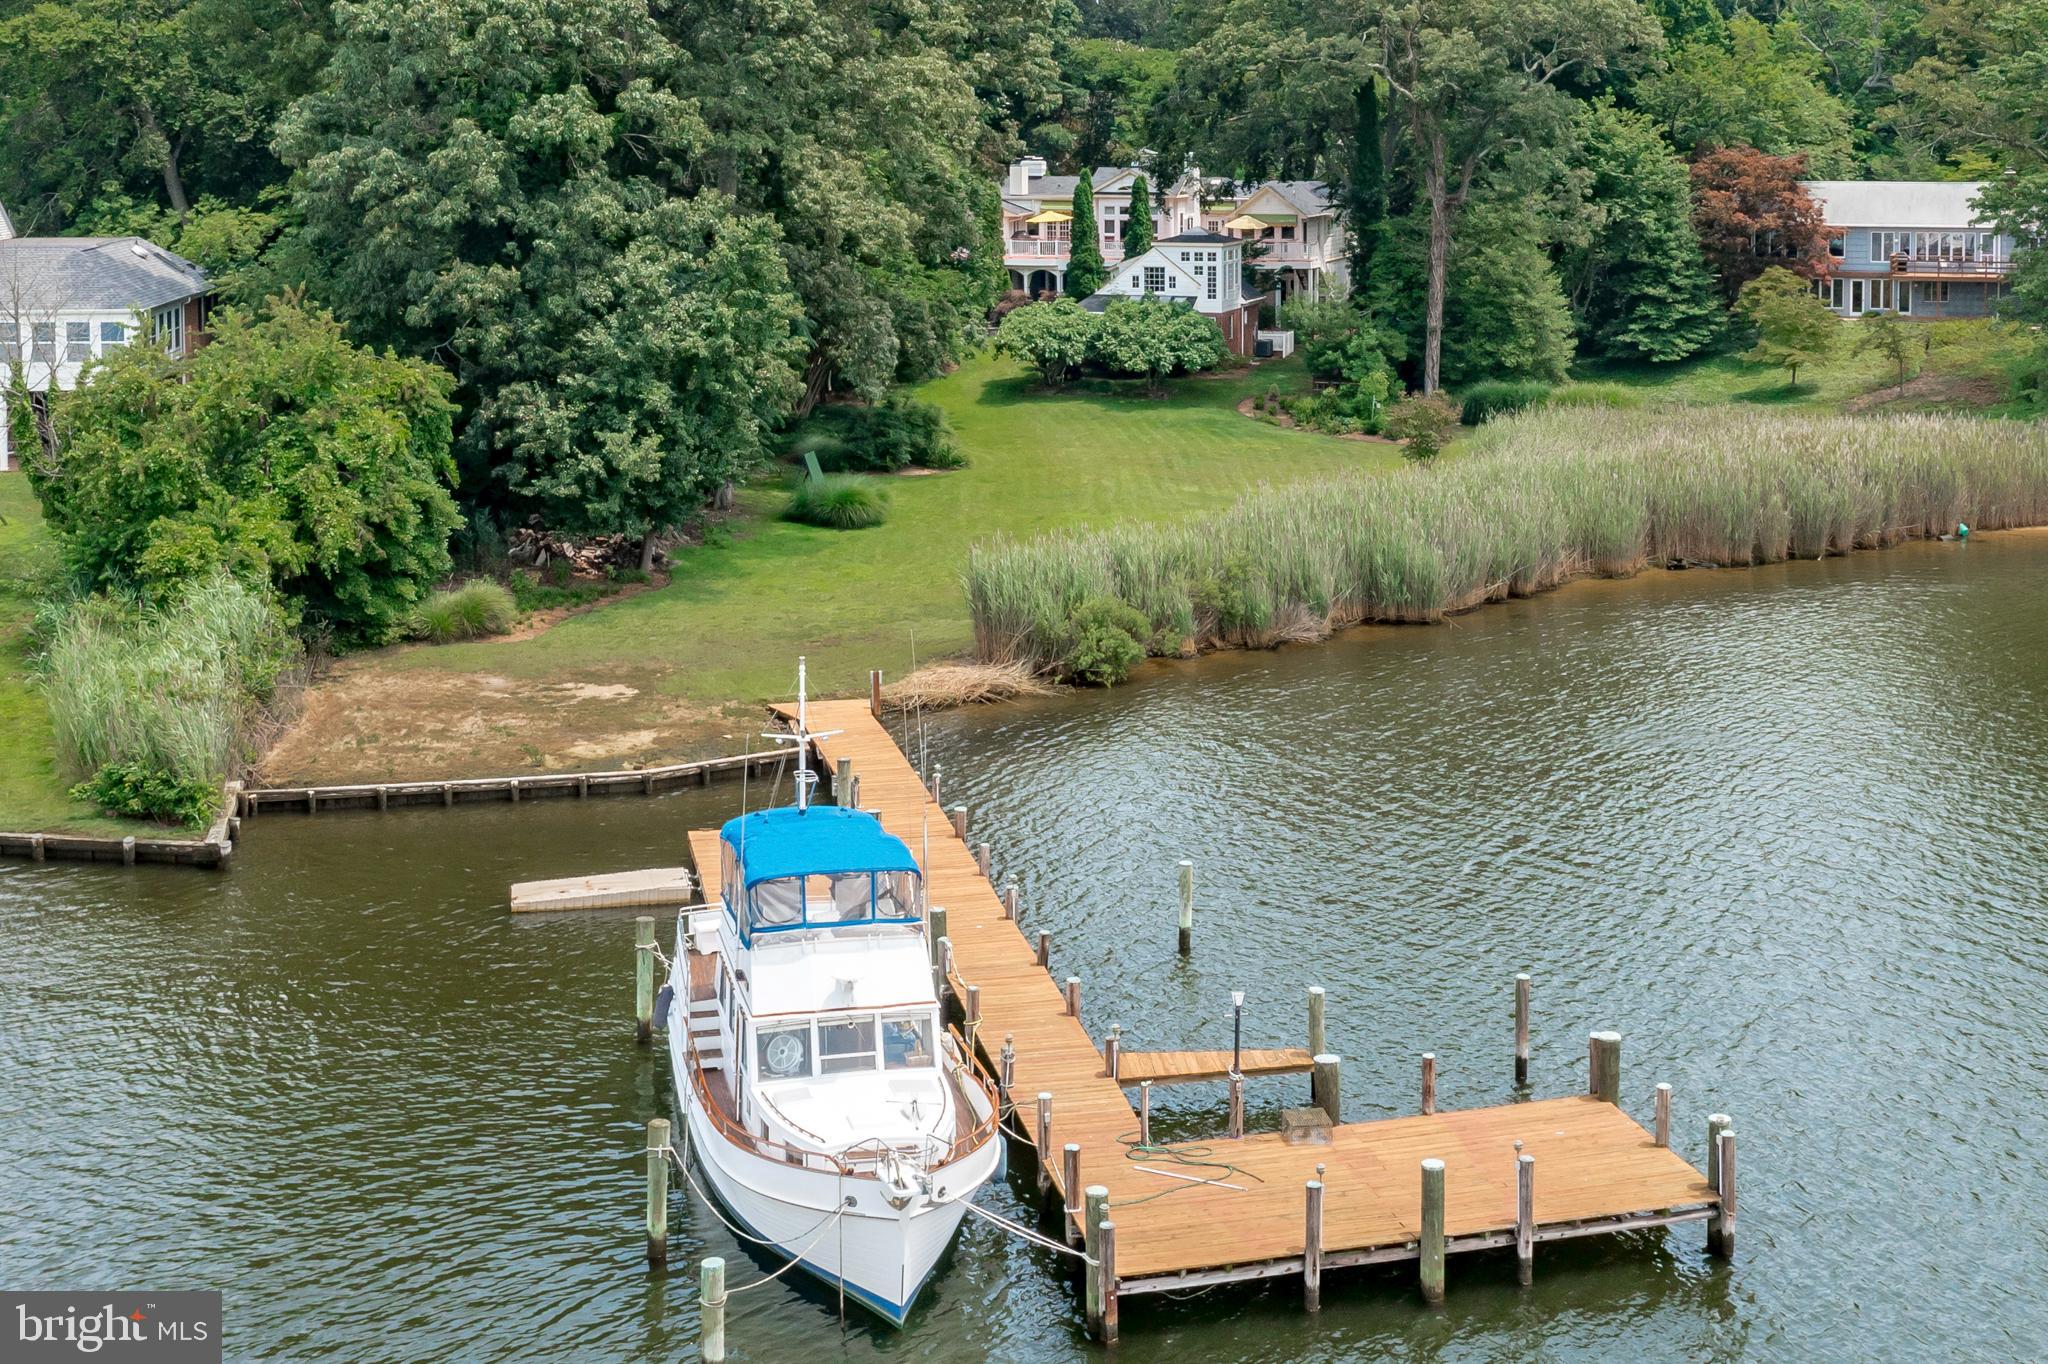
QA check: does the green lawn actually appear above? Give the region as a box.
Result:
[0,475,134,833]
[1573,317,2021,413]
[384,353,1399,707]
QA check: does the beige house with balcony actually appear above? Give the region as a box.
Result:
[1000,158,1352,305]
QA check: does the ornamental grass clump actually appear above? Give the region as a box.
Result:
[963,408,2048,677]
[786,475,890,530]
[410,580,517,643]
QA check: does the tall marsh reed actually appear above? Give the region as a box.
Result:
[964,408,2048,673]
[41,573,298,798]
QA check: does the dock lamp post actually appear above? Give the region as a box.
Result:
[1231,990,1245,1076]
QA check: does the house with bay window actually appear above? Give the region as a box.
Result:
[1803,181,2015,319]
[1077,231,1267,357]
[0,203,209,471]
[1000,158,1350,306]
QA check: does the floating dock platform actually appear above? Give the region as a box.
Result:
[683,698,1731,1338]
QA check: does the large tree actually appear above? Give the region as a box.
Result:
[1689,146,1835,300]
[279,0,806,563]
[1367,0,1662,391]
[1638,15,1858,176]
[1344,79,1387,300]
[1563,101,1725,363]
[1123,173,1155,257]
[1066,172,1109,297]
[30,299,459,644]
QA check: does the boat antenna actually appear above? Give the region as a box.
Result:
[764,655,838,815]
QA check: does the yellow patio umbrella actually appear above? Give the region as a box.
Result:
[1024,209,1073,224]
[1223,214,1265,231]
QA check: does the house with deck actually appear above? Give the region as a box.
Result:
[0,203,209,471]
[1077,231,1268,357]
[1803,180,2015,319]
[1000,158,1351,307]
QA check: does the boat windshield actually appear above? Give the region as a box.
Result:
[745,870,920,936]
[754,1008,938,1081]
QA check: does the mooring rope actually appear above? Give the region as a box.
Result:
[957,1197,1096,1265]
[1108,1135,1266,1208]
[659,1140,842,1252]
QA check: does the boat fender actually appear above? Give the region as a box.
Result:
[653,983,674,1032]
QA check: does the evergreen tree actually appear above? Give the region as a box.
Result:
[1066,172,1108,297]
[1344,80,1385,303]
[1122,173,1154,258]
[1564,102,1725,363]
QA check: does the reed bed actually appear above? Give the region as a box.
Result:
[964,408,2048,674]
[882,660,1060,711]
[41,573,298,795]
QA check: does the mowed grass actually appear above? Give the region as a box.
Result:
[381,353,1400,705]
[1575,317,2019,412]
[0,475,135,833]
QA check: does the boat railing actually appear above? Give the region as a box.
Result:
[684,1033,872,1179]
[940,1025,1004,1167]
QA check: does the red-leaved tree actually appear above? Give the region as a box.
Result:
[1689,147,1833,301]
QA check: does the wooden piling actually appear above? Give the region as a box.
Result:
[634,916,656,1044]
[999,1033,1015,1107]
[1514,973,1531,1085]
[700,1256,726,1362]
[509,778,521,804]
[1654,1082,1671,1148]
[1035,1093,1053,1195]
[1515,1152,1535,1285]
[1303,1180,1325,1311]
[577,774,589,799]
[965,984,982,1054]
[1003,881,1019,920]
[645,1118,670,1264]
[976,841,992,878]
[1706,1114,1733,1257]
[1138,1081,1152,1145]
[30,834,44,862]
[1419,1158,1446,1305]
[1063,1144,1082,1242]
[939,937,956,1005]
[1064,975,1081,1018]
[1228,1071,1246,1139]
[441,783,453,807]
[1421,1052,1437,1115]
[1307,985,1326,1059]
[1176,859,1194,956]
[1036,931,1051,968]
[868,669,883,719]
[1099,1219,1119,1345]
[1712,1128,1737,1259]
[1103,1024,1121,1080]
[121,836,136,866]
[950,804,969,841]
[1311,1053,1342,1124]
[1083,1185,1110,1335]
[929,906,950,969]
[377,787,389,812]
[835,756,852,801]
[1589,1031,1621,1104]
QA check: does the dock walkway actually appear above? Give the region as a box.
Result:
[700,701,1721,1319]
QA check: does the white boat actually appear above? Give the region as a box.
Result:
[663,662,1002,1325]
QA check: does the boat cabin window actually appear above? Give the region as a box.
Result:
[819,1017,878,1074]
[756,1021,813,1080]
[744,870,922,935]
[882,1011,935,1069]
[749,1009,940,1081]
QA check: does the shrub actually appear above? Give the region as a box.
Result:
[996,297,1099,387]
[42,573,297,816]
[1544,382,1641,411]
[71,761,221,826]
[795,396,964,472]
[786,475,890,530]
[1090,297,1227,392]
[1062,597,1149,686]
[409,580,517,642]
[1458,379,1554,425]
[1383,393,1463,459]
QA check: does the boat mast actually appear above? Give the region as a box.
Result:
[795,656,814,812]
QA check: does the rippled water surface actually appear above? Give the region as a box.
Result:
[4,534,2047,1361]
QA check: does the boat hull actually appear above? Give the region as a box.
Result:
[665,1024,999,1323]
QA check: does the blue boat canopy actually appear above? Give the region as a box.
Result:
[721,806,920,887]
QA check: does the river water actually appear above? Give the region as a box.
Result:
[4,534,2046,1362]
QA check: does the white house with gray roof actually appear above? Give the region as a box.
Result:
[0,203,210,471]
[1000,158,1351,305]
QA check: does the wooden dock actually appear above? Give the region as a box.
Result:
[692,699,1729,1334]
[509,867,695,913]
[242,748,788,815]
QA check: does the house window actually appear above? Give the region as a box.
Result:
[1205,266,1217,300]
[1280,225,1295,240]
[65,322,91,363]
[31,323,56,364]
[1922,281,1950,303]
[154,305,184,355]
[1128,274,1140,288]
[99,322,126,349]
[1143,266,1166,293]
[1829,278,1844,308]
[1828,236,1844,258]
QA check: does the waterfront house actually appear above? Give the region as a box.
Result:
[1802,180,2014,319]
[1000,158,1351,306]
[0,202,210,471]
[1077,231,1268,357]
